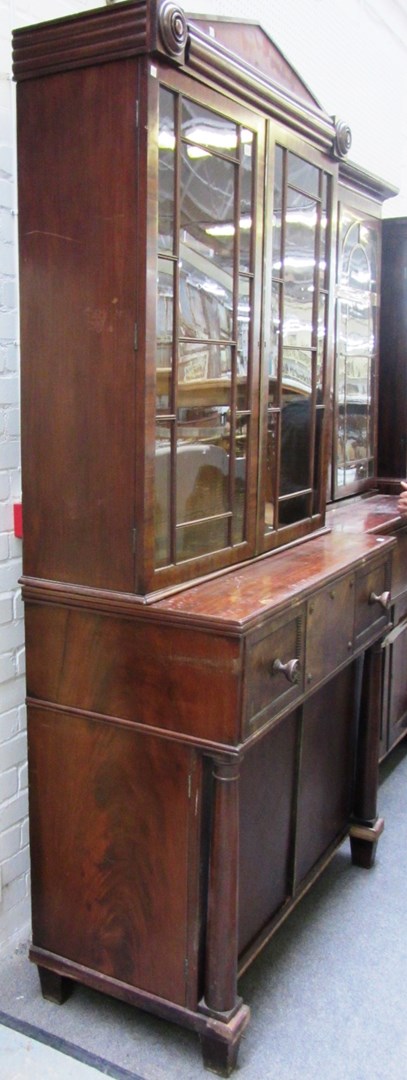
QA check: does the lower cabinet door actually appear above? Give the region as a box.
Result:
[386,617,407,753]
[28,706,198,1007]
[295,666,357,884]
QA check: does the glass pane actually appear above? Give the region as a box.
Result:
[282,349,312,396]
[316,296,326,391]
[278,492,310,526]
[176,405,230,526]
[288,152,319,197]
[272,147,284,276]
[179,259,233,342]
[178,341,232,389]
[176,518,229,561]
[284,191,317,349]
[156,259,174,411]
[233,415,249,544]
[180,146,236,280]
[158,87,175,252]
[181,98,238,158]
[280,391,312,497]
[240,130,253,272]
[155,421,172,567]
[312,405,324,514]
[268,280,280,380]
[320,174,329,290]
[238,276,250,381]
[264,409,279,532]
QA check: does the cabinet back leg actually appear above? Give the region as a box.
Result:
[37,965,74,1004]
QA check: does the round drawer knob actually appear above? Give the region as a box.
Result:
[272,658,300,684]
[369,590,391,611]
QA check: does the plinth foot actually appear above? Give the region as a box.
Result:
[350,817,384,868]
[199,1004,250,1076]
[38,965,74,1004]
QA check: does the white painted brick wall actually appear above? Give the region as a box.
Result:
[0,0,406,956]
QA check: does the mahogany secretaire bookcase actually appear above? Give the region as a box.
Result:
[13,2,398,1072]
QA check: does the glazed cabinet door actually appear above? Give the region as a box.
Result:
[28,707,201,1007]
[332,190,381,499]
[259,129,335,550]
[142,68,266,592]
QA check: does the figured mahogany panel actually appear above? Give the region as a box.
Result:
[238,711,298,955]
[295,666,356,884]
[24,603,242,745]
[17,59,139,591]
[28,706,197,1005]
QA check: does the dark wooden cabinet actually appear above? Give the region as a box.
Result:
[378,218,407,479]
[13,2,399,1073]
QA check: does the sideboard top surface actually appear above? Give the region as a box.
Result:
[154,530,394,629]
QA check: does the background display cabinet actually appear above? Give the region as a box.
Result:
[378,218,407,481]
[13,2,398,1073]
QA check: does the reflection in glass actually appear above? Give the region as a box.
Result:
[176,415,229,524]
[336,217,377,491]
[265,409,279,530]
[181,99,238,158]
[238,277,250,383]
[155,89,255,569]
[175,401,230,556]
[155,422,172,567]
[280,393,311,498]
[233,414,249,543]
[282,349,312,395]
[178,341,232,388]
[179,259,233,343]
[156,260,174,411]
[269,280,280,382]
[158,87,175,252]
[288,153,319,197]
[240,132,253,272]
[180,146,235,271]
[265,143,330,535]
[316,296,326,390]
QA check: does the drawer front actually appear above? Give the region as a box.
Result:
[354,557,392,649]
[245,607,304,734]
[305,574,354,689]
[391,527,407,600]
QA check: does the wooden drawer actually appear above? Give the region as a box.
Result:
[354,557,392,649]
[305,574,354,690]
[244,606,304,734]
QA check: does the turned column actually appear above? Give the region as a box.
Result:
[203,755,240,1016]
[350,642,384,867]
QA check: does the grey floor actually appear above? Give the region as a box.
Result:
[1,741,407,1080]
